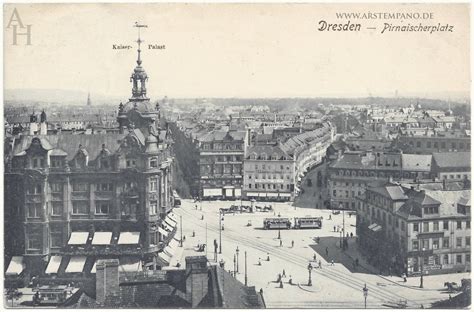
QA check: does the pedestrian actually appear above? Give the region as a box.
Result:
[280,239,283,247]
[319,260,322,269]
[313,253,317,261]
[325,247,328,257]
[258,258,262,266]
[195,204,198,210]
[331,260,334,266]
[267,253,270,261]
[201,215,204,220]
[280,280,284,288]
[277,273,281,282]
[260,288,263,295]
[282,269,286,277]
[333,226,336,232]
[402,273,407,283]
[183,235,186,242]
[316,236,320,243]
[350,232,353,238]
[329,215,332,220]
[291,240,294,248]
[289,276,293,285]
[192,230,195,237]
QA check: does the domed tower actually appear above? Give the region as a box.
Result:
[117,23,161,134]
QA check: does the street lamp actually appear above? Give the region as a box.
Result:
[219,210,222,254]
[233,254,237,277]
[339,202,346,250]
[420,247,426,288]
[179,215,183,247]
[244,251,248,286]
[236,246,240,273]
[362,283,368,309]
[278,228,281,240]
[307,262,313,286]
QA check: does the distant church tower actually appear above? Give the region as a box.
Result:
[87,92,92,106]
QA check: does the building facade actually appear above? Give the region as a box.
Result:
[197,130,248,199]
[356,182,471,276]
[242,145,295,201]
[4,35,176,281]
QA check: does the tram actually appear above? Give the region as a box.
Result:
[294,217,323,229]
[263,218,291,229]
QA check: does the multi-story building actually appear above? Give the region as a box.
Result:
[432,152,471,181]
[396,129,471,154]
[280,121,334,194]
[4,36,176,282]
[356,181,471,276]
[242,145,295,201]
[328,151,433,210]
[197,130,248,199]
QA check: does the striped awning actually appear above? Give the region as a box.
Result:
[6,256,24,275]
[45,256,62,274]
[65,256,87,273]
[164,219,176,230]
[119,258,142,273]
[165,216,177,227]
[92,232,112,245]
[246,192,259,197]
[118,232,140,245]
[164,245,174,257]
[68,232,89,245]
[157,252,171,266]
[168,213,178,223]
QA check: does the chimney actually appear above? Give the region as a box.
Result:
[96,259,120,305]
[185,256,209,308]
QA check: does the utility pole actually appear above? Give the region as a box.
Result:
[180,215,183,247]
[245,251,248,286]
[219,210,222,254]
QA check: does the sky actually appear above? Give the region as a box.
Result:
[3,3,470,100]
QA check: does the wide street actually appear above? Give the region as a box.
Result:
[172,198,469,309]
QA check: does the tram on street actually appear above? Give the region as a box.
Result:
[293,217,323,229]
[263,218,291,229]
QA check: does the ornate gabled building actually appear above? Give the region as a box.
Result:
[4,28,176,284]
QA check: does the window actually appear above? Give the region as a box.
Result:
[441,142,446,149]
[32,157,45,168]
[72,183,87,192]
[248,184,251,189]
[422,239,429,250]
[50,232,62,248]
[95,202,110,214]
[452,142,457,150]
[467,221,471,229]
[27,203,41,218]
[432,239,439,249]
[333,190,337,196]
[126,159,136,168]
[50,183,62,193]
[51,202,62,216]
[416,141,421,148]
[423,222,429,232]
[150,158,157,168]
[466,237,471,247]
[444,254,449,264]
[443,220,449,230]
[456,255,462,264]
[51,158,62,168]
[457,221,462,229]
[149,178,157,191]
[72,201,88,215]
[467,254,471,264]
[443,238,449,248]
[412,240,419,251]
[433,222,439,231]
[27,236,41,250]
[150,201,158,215]
[27,184,42,195]
[456,237,462,248]
[427,141,431,148]
[413,223,419,232]
[99,183,113,192]
[434,142,438,148]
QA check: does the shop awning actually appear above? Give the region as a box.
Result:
[157,252,171,266]
[368,223,378,230]
[165,216,177,227]
[267,193,278,198]
[203,188,222,196]
[247,192,259,197]
[65,256,87,273]
[6,256,24,275]
[169,238,180,251]
[119,258,142,273]
[68,232,89,245]
[280,193,292,197]
[92,232,112,245]
[158,227,168,237]
[164,245,174,257]
[164,219,176,230]
[258,193,267,197]
[45,256,62,274]
[225,188,233,196]
[168,213,178,223]
[118,232,140,245]
[234,189,242,197]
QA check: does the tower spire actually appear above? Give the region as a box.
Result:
[130,22,149,102]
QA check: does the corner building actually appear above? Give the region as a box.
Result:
[4,37,176,280]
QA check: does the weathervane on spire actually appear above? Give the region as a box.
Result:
[134,22,148,65]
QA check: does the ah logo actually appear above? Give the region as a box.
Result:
[6,8,32,45]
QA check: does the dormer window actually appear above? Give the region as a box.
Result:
[126,159,137,168]
[150,158,158,168]
[32,157,45,168]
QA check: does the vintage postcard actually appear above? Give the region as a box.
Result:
[3,2,471,309]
